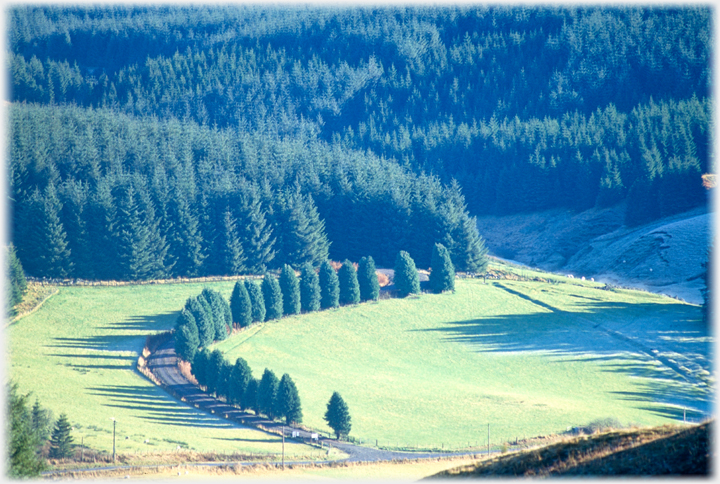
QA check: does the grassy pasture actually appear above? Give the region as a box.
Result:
[6,282,321,458]
[214,272,711,449]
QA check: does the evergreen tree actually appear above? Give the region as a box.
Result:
[324,392,351,440]
[168,194,206,277]
[357,256,380,302]
[319,260,339,309]
[218,208,247,275]
[244,280,266,323]
[217,360,233,402]
[242,196,276,274]
[262,273,283,321]
[205,349,225,396]
[429,243,455,293]
[174,308,200,362]
[26,185,73,278]
[201,288,230,341]
[8,244,28,314]
[184,296,214,348]
[245,378,260,415]
[451,215,489,274]
[228,357,252,408]
[8,382,46,477]
[230,280,252,328]
[49,413,74,459]
[394,251,420,297]
[276,190,330,267]
[192,349,210,389]
[275,373,303,425]
[279,264,301,316]
[299,262,321,312]
[30,398,54,445]
[338,259,360,305]
[257,368,279,419]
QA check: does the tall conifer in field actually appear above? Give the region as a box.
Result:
[201,288,230,340]
[229,357,252,408]
[185,296,214,348]
[205,349,225,396]
[245,378,260,415]
[429,243,455,293]
[257,369,279,419]
[174,308,200,362]
[217,360,233,402]
[300,262,321,312]
[357,256,379,302]
[230,281,252,328]
[394,251,420,297]
[8,244,28,313]
[319,260,339,309]
[279,264,301,316]
[324,392,351,440]
[244,280,266,323]
[8,383,47,477]
[262,274,283,321]
[49,414,74,459]
[338,259,360,305]
[275,374,303,425]
[192,349,210,389]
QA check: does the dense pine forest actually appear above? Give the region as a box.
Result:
[8,5,711,280]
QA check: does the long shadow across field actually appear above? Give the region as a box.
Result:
[87,384,238,429]
[417,289,711,418]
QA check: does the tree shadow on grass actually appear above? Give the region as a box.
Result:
[87,384,243,429]
[100,311,179,332]
[415,287,711,419]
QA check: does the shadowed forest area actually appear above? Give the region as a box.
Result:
[8,5,711,282]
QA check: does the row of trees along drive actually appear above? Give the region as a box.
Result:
[175,257,383,362]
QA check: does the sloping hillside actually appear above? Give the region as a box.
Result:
[428,422,711,477]
[476,206,711,304]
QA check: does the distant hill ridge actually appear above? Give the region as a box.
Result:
[476,205,711,304]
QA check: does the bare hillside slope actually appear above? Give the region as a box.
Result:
[476,205,712,304]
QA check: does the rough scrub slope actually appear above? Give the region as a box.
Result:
[476,205,711,304]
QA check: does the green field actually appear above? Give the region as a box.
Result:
[213,272,712,449]
[8,268,712,458]
[7,282,322,458]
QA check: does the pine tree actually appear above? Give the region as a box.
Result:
[357,256,380,302]
[262,274,283,321]
[244,280,266,323]
[217,360,233,402]
[30,398,53,445]
[394,251,420,297]
[276,189,330,267]
[205,349,225,396]
[184,296,214,348]
[218,208,247,275]
[228,357,252,408]
[429,243,455,293]
[168,194,206,277]
[230,281,252,328]
[8,244,28,314]
[174,308,200,362]
[49,413,74,459]
[192,349,210,389]
[257,368,279,419]
[242,196,276,274]
[26,185,73,278]
[324,392,351,440]
[451,215,489,274]
[299,262,321,312]
[201,288,230,341]
[245,378,260,415]
[319,260,339,309]
[8,383,46,477]
[279,264,301,316]
[275,374,303,425]
[338,259,360,305]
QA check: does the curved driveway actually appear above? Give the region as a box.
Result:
[147,339,482,463]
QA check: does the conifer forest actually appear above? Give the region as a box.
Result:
[8,5,711,281]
